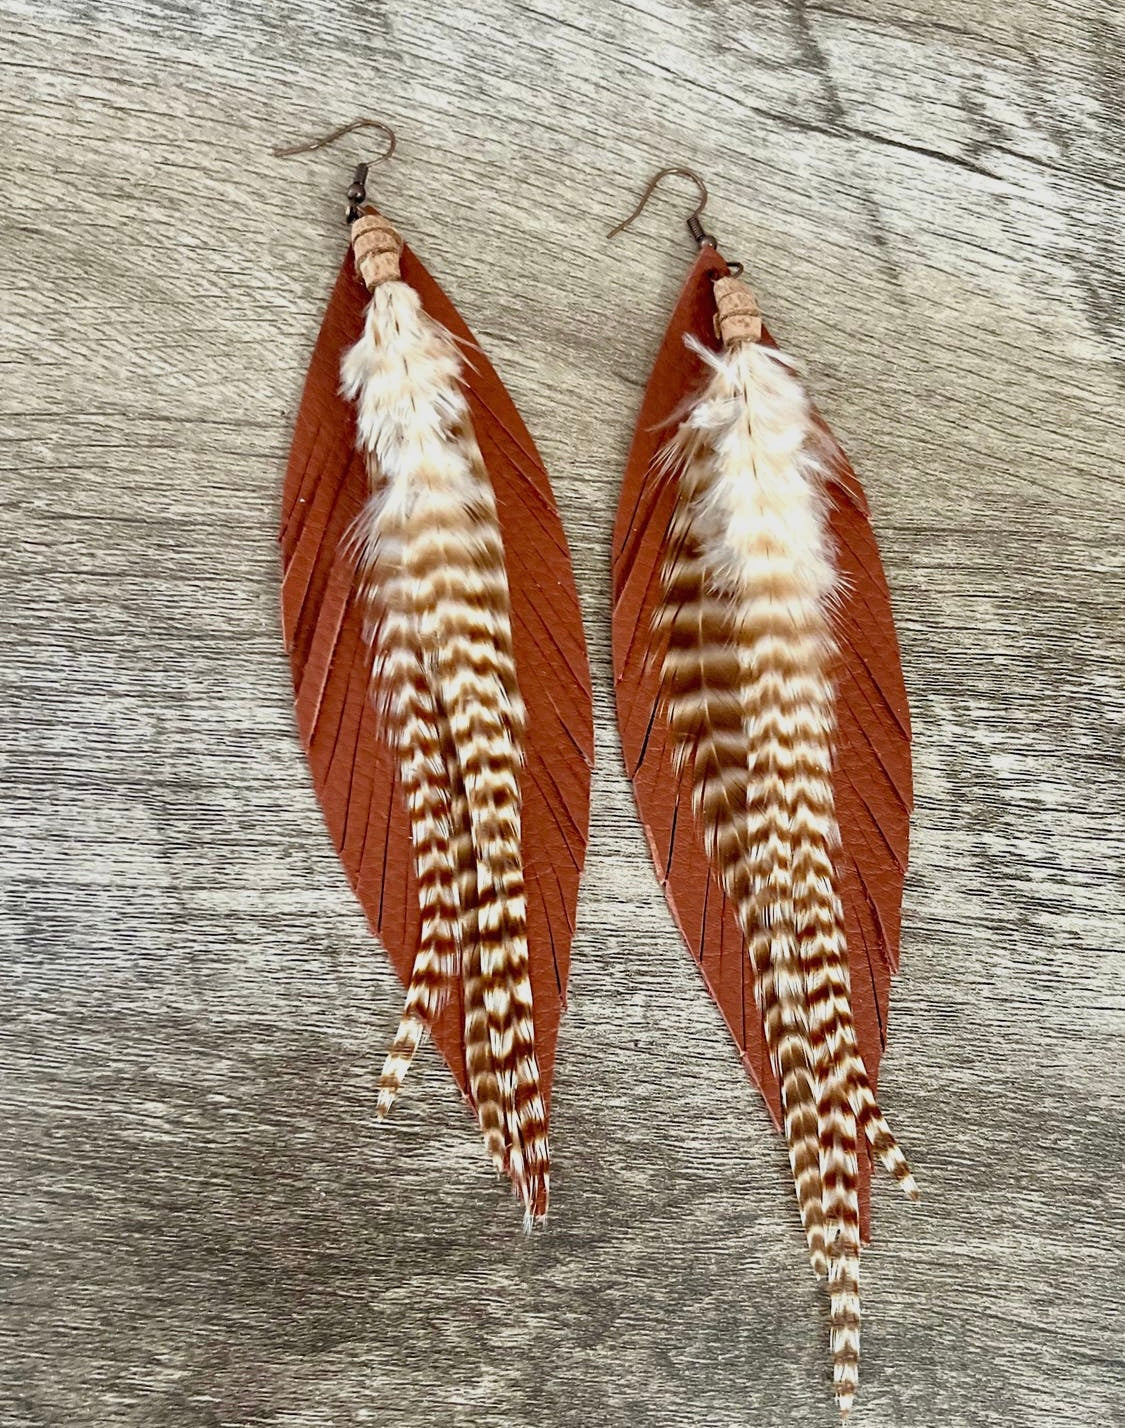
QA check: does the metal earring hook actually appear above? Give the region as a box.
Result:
[273,118,398,223]
[607,166,717,248]
[272,117,397,162]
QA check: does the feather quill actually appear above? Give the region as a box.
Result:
[654,275,917,1415]
[341,218,548,1221]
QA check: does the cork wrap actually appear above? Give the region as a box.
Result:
[713,272,762,345]
[351,210,403,289]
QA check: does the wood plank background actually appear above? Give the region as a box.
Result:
[2,2,1122,1424]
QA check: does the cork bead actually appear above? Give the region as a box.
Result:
[351,211,403,289]
[713,274,762,346]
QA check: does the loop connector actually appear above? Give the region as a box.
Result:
[686,214,717,248]
[346,162,370,224]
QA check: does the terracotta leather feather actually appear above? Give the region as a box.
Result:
[281,213,593,1224]
[613,247,915,1414]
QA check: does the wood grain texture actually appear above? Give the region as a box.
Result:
[0,2,1122,1425]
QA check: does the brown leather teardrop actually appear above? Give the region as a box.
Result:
[612,247,912,1236]
[281,248,594,1114]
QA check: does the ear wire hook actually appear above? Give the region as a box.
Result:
[273,118,398,223]
[607,166,717,247]
[272,117,397,161]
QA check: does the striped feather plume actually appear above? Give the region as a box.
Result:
[614,253,917,1419]
[339,212,548,1222]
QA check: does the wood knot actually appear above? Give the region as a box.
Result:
[714,274,762,346]
[351,211,403,289]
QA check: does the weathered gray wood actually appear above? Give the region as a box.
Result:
[1,1,1122,1424]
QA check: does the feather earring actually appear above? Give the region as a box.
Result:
[275,120,593,1226]
[610,169,918,1415]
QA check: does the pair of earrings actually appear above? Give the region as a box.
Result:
[277,118,917,1419]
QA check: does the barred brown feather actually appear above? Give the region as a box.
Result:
[650,273,916,1417]
[372,599,465,1113]
[341,235,549,1222]
[657,507,829,1279]
[412,470,549,1222]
